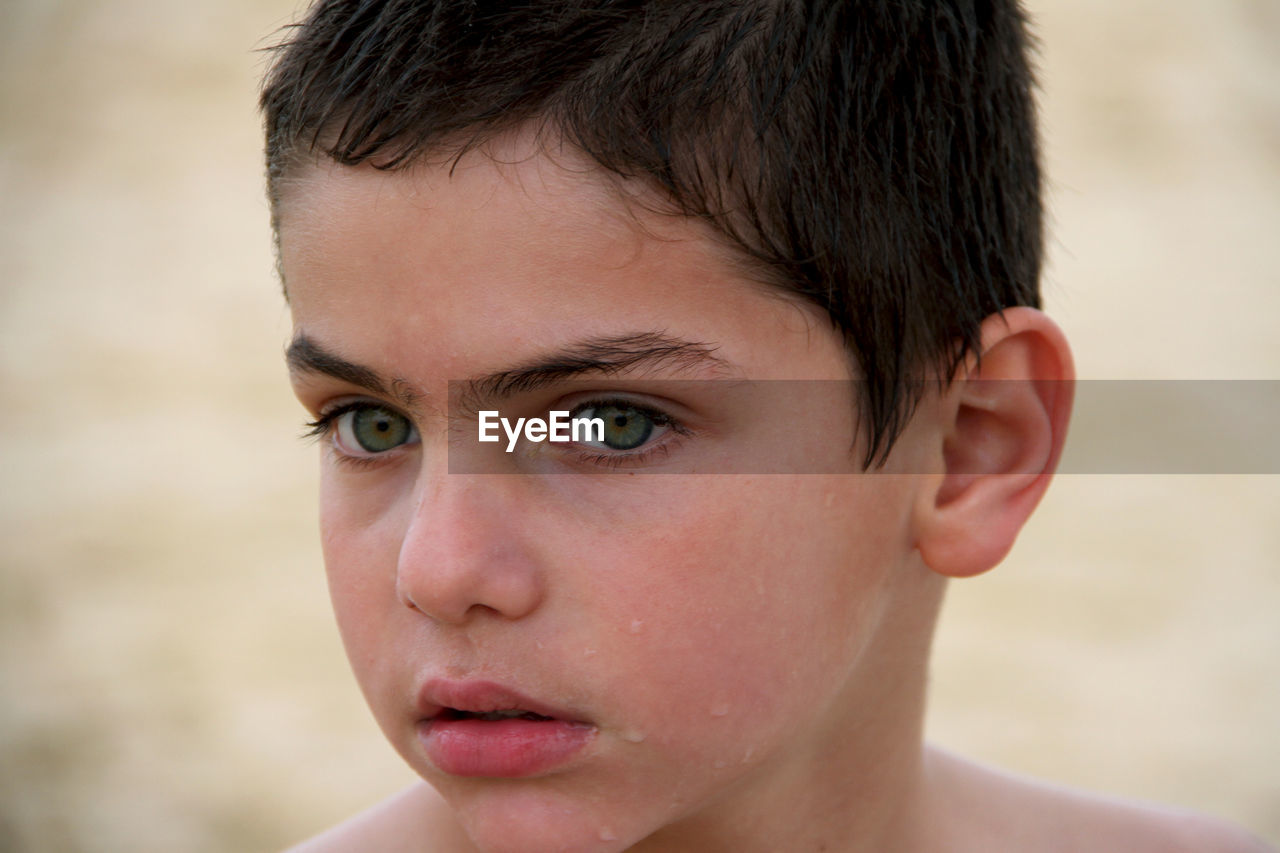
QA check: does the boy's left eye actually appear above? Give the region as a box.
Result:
[326,404,419,456]
[571,402,670,451]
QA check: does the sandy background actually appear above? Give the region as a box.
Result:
[0,0,1276,850]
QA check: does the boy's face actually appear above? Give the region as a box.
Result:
[280,137,937,851]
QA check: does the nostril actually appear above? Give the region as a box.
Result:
[397,583,508,624]
[396,582,426,615]
[395,509,545,623]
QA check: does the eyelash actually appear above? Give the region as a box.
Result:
[303,401,417,470]
[562,397,690,470]
[303,401,360,440]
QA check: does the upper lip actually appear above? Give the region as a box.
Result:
[417,678,588,723]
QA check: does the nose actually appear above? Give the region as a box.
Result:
[396,475,545,624]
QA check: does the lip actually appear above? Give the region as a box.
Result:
[416,679,596,778]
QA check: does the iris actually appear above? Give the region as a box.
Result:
[348,406,414,453]
[580,404,655,451]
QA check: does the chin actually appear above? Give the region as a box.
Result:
[446,785,652,853]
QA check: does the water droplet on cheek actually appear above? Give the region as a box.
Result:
[710,702,730,717]
[598,827,618,842]
[628,619,644,634]
[584,648,598,658]
[620,729,647,743]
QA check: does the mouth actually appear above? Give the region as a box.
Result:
[437,708,557,723]
[417,679,596,778]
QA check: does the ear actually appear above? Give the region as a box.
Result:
[914,307,1075,578]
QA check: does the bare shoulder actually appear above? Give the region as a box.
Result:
[925,747,1275,853]
[283,782,474,853]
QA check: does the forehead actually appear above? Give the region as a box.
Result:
[275,134,844,386]
[278,135,735,299]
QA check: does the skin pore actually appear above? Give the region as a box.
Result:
[277,133,1264,853]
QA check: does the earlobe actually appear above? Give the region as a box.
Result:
[916,307,1074,578]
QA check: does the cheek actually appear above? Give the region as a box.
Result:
[317,458,415,576]
[316,468,413,686]
[573,476,906,750]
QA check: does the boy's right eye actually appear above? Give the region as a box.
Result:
[308,403,420,458]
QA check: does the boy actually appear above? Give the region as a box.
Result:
[261,1,1271,850]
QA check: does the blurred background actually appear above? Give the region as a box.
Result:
[0,0,1276,849]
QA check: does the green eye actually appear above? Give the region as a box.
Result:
[576,403,660,451]
[335,405,417,454]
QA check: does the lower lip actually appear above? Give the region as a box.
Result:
[418,717,596,778]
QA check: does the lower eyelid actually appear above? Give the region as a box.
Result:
[325,434,419,469]
[325,445,387,471]
[566,421,687,469]
[568,439,678,471]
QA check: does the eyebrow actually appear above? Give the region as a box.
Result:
[286,331,728,411]
[467,332,729,401]
[286,334,424,410]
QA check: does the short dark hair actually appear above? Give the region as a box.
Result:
[261,0,1042,466]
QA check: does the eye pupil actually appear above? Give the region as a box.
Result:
[351,407,412,452]
[579,404,654,451]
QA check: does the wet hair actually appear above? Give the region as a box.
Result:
[261,0,1042,466]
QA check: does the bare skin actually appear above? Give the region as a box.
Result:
[277,135,1273,853]
[288,747,1273,853]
